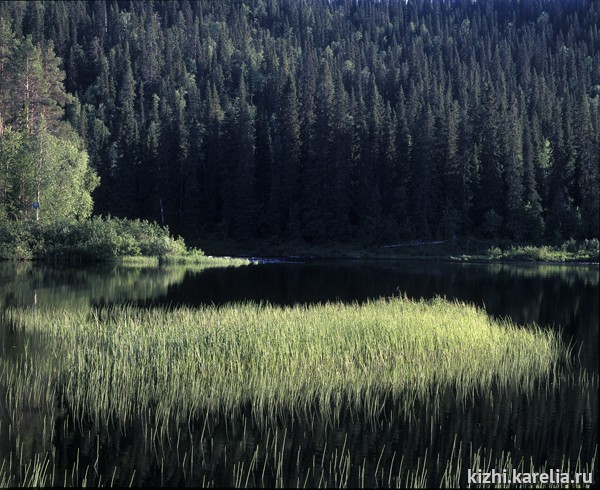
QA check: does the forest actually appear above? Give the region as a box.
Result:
[0,0,599,246]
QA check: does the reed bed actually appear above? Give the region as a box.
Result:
[0,435,595,488]
[1,296,564,429]
[118,254,250,267]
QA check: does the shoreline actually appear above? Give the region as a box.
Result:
[1,237,598,266]
[195,238,600,266]
[236,254,600,266]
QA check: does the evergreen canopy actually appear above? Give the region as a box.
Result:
[1,0,598,242]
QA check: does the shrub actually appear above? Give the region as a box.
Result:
[0,221,35,260]
[1,216,192,261]
[580,238,599,258]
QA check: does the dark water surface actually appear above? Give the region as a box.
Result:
[0,260,598,487]
[144,260,599,371]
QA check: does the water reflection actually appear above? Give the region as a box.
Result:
[1,260,598,370]
[0,378,596,487]
[145,260,599,371]
[0,262,187,309]
[0,259,597,486]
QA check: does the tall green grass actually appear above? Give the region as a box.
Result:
[0,432,594,488]
[0,293,593,488]
[118,253,250,267]
[2,296,565,428]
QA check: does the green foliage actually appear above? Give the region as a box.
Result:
[521,197,545,241]
[438,204,461,240]
[35,127,99,222]
[0,220,36,260]
[486,240,599,262]
[43,217,187,259]
[1,0,599,243]
[482,210,503,239]
[0,217,188,261]
[562,238,600,258]
[157,250,249,267]
[0,24,97,226]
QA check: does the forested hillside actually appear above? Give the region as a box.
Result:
[1,0,599,244]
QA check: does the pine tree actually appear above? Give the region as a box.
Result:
[112,42,139,217]
[393,90,413,238]
[476,80,504,237]
[521,118,545,241]
[140,93,162,224]
[1,0,596,243]
[504,95,524,239]
[271,75,301,237]
[302,58,335,240]
[221,77,256,240]
[200,82,225,232]
[411,104,436,239]
[576,93,599,237]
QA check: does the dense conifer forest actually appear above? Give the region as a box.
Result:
[1,0,599,245]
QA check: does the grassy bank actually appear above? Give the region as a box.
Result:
[194,236,600,263]
[3,297,565,427]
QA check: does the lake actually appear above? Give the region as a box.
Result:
[0,260,597,487]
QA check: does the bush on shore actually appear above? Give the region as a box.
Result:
[486,238,599,262]
[0,217,187,261]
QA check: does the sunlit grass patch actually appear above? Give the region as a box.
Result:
[118,253,250,267]
[2,296,565,429]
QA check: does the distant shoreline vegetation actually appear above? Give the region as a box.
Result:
[195,236,600,264]
[0,216,248,265]
[1,217,598,264]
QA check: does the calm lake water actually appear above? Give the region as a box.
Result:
[0,260,598,487]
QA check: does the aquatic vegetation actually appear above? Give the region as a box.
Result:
[119,253,250,267]
[1,295,594,488]
[0,420,595,488]
[2,297,565,428]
